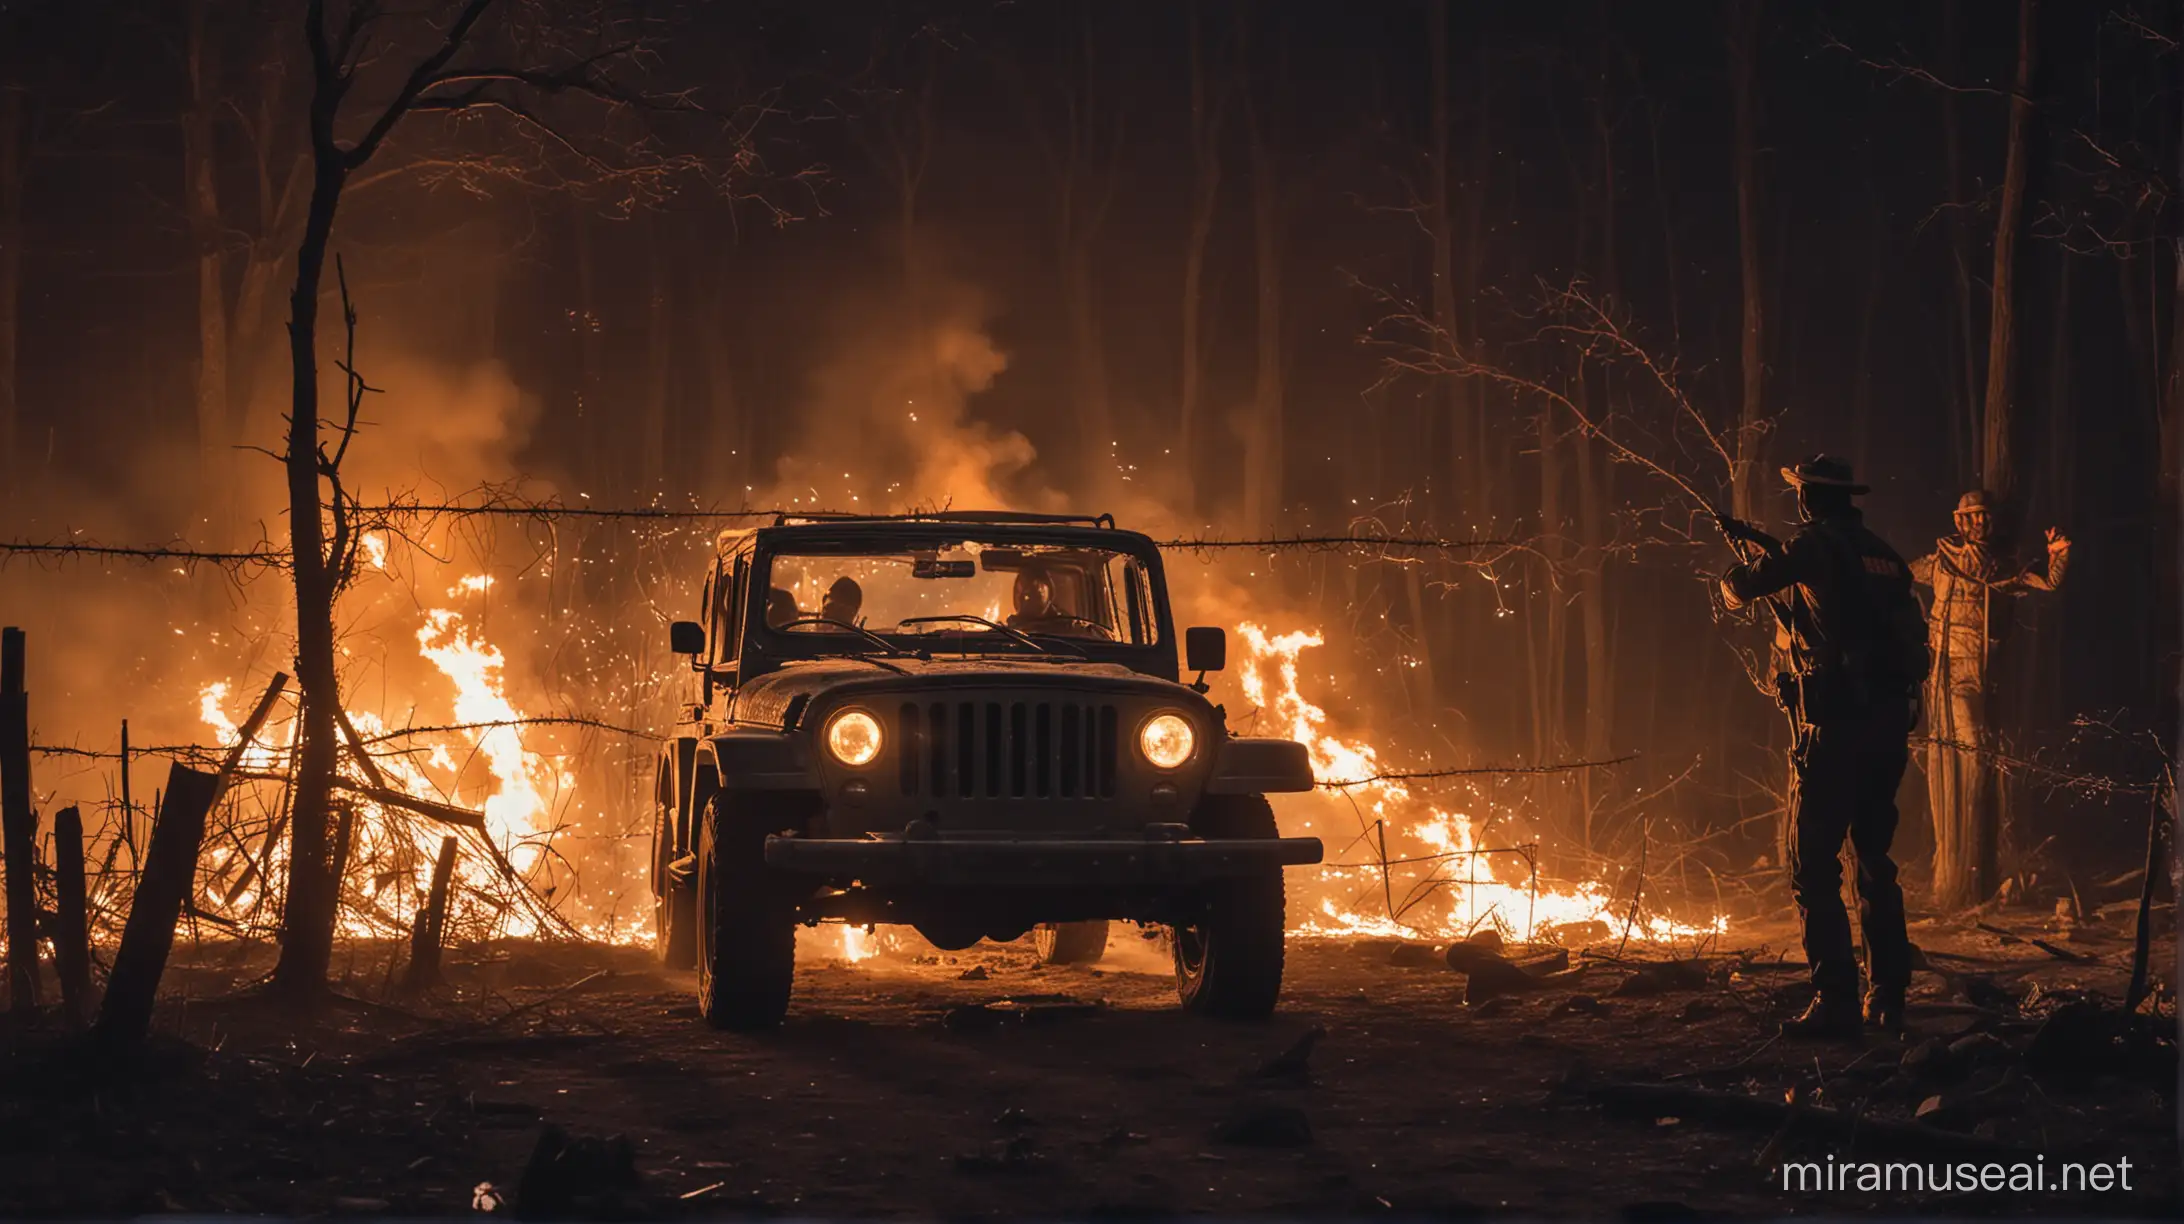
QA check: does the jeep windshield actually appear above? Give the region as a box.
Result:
[760,541,1164,655]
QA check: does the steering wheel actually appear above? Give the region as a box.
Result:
[1016,613,1116,641]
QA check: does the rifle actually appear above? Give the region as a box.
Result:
[1711,509,1815,736]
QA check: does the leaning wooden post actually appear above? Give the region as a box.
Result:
[92,672,287,1046]
[403,836,459,994]
[2,627,39,1016]
[52,805,90,1027]
[93,765,218,1045]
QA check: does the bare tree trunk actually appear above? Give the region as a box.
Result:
[268,135,346,1000]
[640,212,670,492]
[1461,57,1492,524]
[2033,250,2073,717]
[571,197,606,497]
[1982,0,2036,515]
[1428,0,1466,519]
[229,11,308,448]
[1536,410,1566,765]
[1040,7,1121,495]
[1239,10,1284,532]
[1850,211,1884,477]
[892,35,937,290]
[1728,0,1766,523]
[185,0,230,478]
[2159,59,2184,759]
[1941,0,1980,486]
[1178,0,1224,517]
[0,86,22,489]
[1574,381,1613,846]
[1410,0,1463,701]
[704,249,746,501]
[1059,239,1114,485]
[1575,25,1618,849]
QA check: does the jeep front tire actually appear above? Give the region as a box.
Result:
[693,792,799,1030]
[1034,920,1110,965]
[1173,794,1287,1019]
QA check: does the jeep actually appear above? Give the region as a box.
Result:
[650,511,1323,1029]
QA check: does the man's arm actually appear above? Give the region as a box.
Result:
[1720,530,1821,611]
[2010,528,2070,593]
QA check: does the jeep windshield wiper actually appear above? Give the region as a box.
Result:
[775,616,912,658]
[895,615,1085,658]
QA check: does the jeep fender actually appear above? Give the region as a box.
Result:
[697,729,818,792]
[1204,737,1315,794]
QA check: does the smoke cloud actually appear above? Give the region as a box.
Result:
[769,283,1053,514]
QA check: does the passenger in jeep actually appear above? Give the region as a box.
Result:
[1006,568,1113,640]
[818,577,864,628]
[765,587,800,629]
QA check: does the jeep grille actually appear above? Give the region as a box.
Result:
[896,701,1119,800]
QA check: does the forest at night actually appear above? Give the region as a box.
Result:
[0,0,2177,1217]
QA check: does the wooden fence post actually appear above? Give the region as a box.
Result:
[403,835,459,993]
[2,626,38,1016]
[93,764,218,1045]
[118,718,135,864]
[52,805,89,1027]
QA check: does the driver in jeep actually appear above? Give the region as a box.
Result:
[1006,567,1114,640]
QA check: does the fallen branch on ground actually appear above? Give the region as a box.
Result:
[1322,753,1636,789]
[1585,1080,2036,1160]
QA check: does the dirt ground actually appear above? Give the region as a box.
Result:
[2,910,2177,1218]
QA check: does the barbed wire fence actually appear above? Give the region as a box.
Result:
[16,495,2162,955]
[1,496,1603,951]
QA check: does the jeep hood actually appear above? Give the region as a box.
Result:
[730,657,1203,731]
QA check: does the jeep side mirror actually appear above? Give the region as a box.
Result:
[670,621,706,656]
[1184,626,1226,674]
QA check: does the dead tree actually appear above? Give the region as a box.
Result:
[1013,2,1127,496]
[183,0,229,473]
[1177,0,1227,514]
[1238,5,1285,533]
[0,83,20,491]
[1727,0,1767,524]
[1981,0,2036,519]
[266,0,727,998]
[1939,0,1979,486]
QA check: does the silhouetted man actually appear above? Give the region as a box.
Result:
[1719,456,1929,1038]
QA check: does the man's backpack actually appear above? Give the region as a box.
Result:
[1813,522,1932,704]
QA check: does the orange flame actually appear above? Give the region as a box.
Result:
[1235,622,1724,944]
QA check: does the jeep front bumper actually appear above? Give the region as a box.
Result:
[762,831,1323,887]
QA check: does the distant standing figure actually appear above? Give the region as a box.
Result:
[1717,456,1931,1038]
[1909,490,2070,910]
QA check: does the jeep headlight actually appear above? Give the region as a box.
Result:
[826,709,883,767]
[1139,713,1195,770]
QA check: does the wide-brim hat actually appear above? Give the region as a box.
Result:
[1779,454,1869,495]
